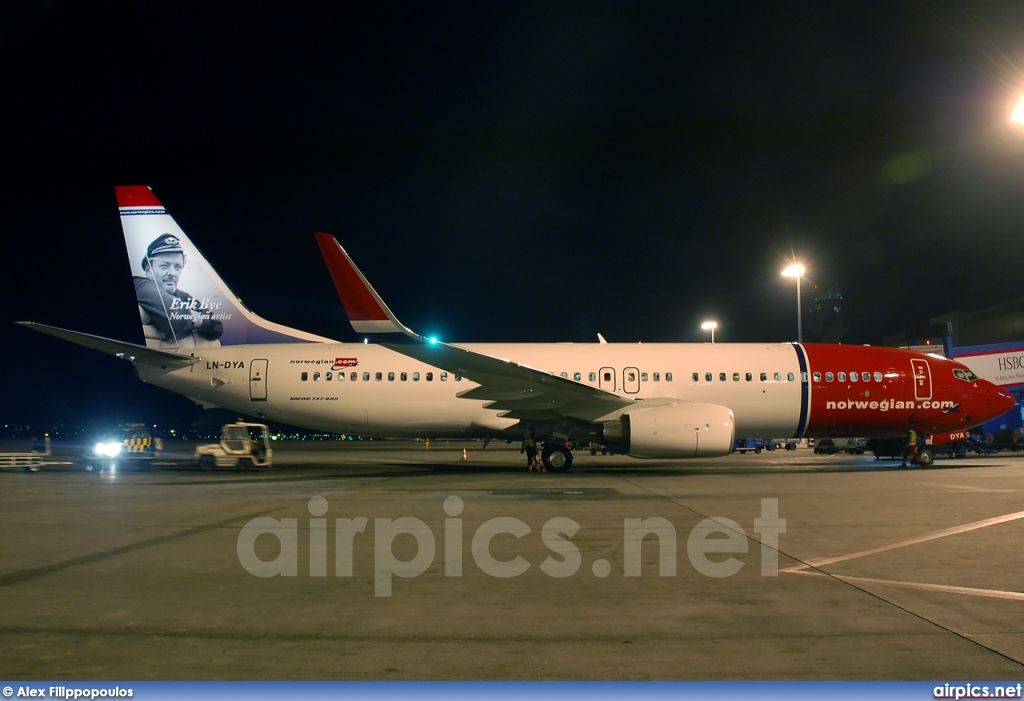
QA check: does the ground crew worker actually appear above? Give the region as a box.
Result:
[521,427,538,472]
[900,428,918,467]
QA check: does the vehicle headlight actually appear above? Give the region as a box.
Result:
[94,442,123,457]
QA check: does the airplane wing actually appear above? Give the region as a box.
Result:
[314,234,638,422]
[16,322,202,369]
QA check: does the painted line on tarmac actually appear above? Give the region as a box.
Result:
[781,509,1024,571]
[783,571,1024,601]
[779,509,1024,601]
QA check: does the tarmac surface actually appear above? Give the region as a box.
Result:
[1,439,1023,680]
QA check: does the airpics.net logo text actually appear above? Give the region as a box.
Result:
[236,497,786,597]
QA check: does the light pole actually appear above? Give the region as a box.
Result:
[700,320,717,343]
[781,263,805,343]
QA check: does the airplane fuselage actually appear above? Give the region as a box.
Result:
[142,341,1005,440]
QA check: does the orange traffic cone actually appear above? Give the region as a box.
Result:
[462,448,467,461]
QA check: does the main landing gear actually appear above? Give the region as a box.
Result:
[541,442,573,473]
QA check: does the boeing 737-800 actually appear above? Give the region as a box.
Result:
[17,186,1016,472]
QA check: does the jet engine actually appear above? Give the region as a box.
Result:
[602,403,735,459]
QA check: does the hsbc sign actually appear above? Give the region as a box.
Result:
[956,347,1024,389]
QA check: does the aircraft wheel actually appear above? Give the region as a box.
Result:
[590,447,597,455]
[238,458,253,472]
[542,444,573,473]
[199,456,215,472]
[754,447,762,454]
[915,448,934,466]
[786,443,797,451]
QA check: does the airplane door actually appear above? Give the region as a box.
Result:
[599,367,616,392]
[910,359,932,401]
[623,367,640,394]
[250,359,268,401]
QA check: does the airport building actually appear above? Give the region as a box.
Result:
[884,299,1024,438]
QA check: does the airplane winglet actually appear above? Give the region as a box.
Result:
[314,233,420,339]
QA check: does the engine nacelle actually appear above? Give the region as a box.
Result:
[603,403,735,459]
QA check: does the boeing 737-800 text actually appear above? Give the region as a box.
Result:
[17,186,1015,472]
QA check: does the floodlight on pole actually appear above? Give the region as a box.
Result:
[1012,94,1024,125]
[781,263,805,344]
[700,320,717,343]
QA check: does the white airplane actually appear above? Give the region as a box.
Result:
[18,186,1016,472]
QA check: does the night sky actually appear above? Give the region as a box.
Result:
[3,1,1024,430]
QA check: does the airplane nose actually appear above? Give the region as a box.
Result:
[995,387,1017,416]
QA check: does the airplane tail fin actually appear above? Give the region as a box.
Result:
[117,186,333,349]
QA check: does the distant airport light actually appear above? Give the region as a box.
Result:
[1013,94,1024,125]
[428,337,438,345]
[700,320,718,343]
[781,263,805,344]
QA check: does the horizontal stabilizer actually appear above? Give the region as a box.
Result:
[16,322,201,368]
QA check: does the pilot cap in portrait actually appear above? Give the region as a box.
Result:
[143,234,184,265]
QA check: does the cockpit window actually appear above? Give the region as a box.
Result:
[953,368,979,382]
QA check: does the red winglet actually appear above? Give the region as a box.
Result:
[314,233,391,325]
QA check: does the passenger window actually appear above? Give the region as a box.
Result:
[326,371,333,381]
[719,373,726,382]
[338,372,345,381]
[313,372,321,381]
[362,372,369,381]
[800,372,807,382]
[666,372,672,381]
[733,372,740,382]
[426,372,433,381]
[388,372,395,381]
[874,372,883,382]
[573,372,581,381]
[850,372,858,382]
[589,372,596,382]
[862,372,870,382]
[760,372,767,381]
[825,372,833,382]
[838,372,846,382]
[746,373,752,381]
[604,372,612,381]
[350,372,357,381]
[813,372,821,382]
[653,372,660,381]
[375,372,382,381]
[413,372,420,381]
[301,372,308,381]
[401,372,407,381]
[641,372,649,382]
[627,371,637,381]
[692,372,699,382]
[441,372,448,381]
[774,372,781,382]
[705,372,712,382]
[561,372,568,378]
[455,375,462,381]
[788,373,795,382]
